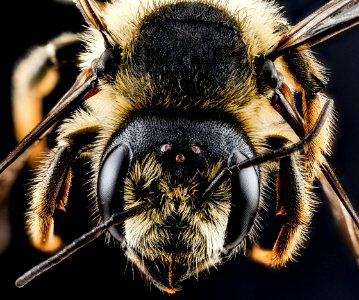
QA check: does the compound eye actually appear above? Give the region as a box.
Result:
[225,151,260,250]
[97,144,130,242]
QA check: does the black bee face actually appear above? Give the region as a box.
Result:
[98,115,260,292]
[11,0,358,294]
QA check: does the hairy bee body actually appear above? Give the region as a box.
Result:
[6,0,358,295]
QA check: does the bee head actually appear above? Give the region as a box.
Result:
[97,114,260,292]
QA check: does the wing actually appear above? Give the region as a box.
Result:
[320,172,359,263]
[268,0,359,60]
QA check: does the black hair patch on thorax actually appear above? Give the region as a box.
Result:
[130,2,249,97]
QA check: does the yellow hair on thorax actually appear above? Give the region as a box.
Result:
[79,0,287,69]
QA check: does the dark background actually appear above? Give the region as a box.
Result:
[0,0,358,299]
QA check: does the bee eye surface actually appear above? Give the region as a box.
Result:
[98,144,130,242]
[225,151,260,250]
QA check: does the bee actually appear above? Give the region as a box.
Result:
[1,0,359,295]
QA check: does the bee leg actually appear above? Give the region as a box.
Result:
[283,52,359,261]
[0,34,85,254]
[25,144,74,252]
[301,93,334,183]
[26,125,99,253]
[12,32,82,168]
[281,51,335,182]
[249,155,313,267]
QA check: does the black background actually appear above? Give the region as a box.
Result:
[0,1,359,299]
